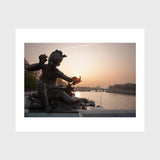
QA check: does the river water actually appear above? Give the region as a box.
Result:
[74,91,136,110]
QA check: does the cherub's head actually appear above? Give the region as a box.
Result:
[48,50,67,67]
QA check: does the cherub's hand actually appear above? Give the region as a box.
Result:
[72,76,81,84]
[39,54,48,64]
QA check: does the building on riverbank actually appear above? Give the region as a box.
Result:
[106,83,136,95]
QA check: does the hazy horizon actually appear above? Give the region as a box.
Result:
[25,43,136,88]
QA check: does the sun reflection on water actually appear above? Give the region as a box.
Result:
[75,91,81,97]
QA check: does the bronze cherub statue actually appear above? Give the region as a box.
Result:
[26,50,93,113]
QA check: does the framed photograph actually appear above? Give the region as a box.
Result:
[16,28,144,132]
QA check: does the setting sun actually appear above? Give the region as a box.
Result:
[76,75,80,78]
[76,75,81,80]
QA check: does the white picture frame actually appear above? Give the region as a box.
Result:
[16,28,144,132]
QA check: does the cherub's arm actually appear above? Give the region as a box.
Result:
[26,54,47,71]
[56,69,72,82]
[56,69,80,83]
[26,63,45,71]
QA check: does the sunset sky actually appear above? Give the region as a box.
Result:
[25,43,136,88]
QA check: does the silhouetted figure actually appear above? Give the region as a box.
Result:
[26,50,82,112]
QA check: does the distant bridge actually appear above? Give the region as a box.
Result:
[74,88,106,92]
